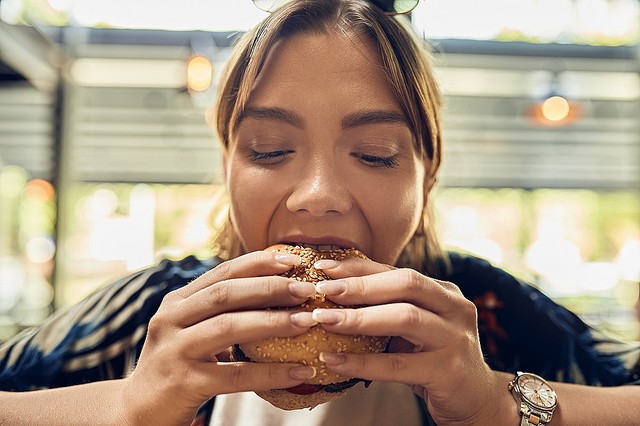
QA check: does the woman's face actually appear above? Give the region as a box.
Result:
[225,31,429,264]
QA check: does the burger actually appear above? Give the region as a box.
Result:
[231,244,390,410]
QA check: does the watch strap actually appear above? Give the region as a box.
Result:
[520,412,544,426]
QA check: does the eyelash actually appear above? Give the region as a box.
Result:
[351,153,399,168]
[247,150,399,168]
[247,149,293,164]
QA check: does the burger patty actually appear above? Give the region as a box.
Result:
[231,344,371,394]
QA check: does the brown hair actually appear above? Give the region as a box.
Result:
[212,0,448,275]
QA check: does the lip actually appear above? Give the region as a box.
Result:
[277,235,359,251]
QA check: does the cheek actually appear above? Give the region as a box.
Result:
[372,188,422,262]
[366,169,424,264]
[226,165,276,252]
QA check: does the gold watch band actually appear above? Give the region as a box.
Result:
[520,412,545,425]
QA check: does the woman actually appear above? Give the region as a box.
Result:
[1,0,639,424]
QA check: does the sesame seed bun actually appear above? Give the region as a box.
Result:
[254,387,348,411]
[233,244,390,410]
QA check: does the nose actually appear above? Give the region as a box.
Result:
[286,160,353,216]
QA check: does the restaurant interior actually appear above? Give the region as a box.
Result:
[0,0,639,342]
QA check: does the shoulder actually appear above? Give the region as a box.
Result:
[435,251,567,319]
[73,255,221,320]
[122,254,221,293]
[80,254,223,327]
[0,254,222,390]
[434,252,640,385]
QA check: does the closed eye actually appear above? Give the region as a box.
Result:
[248,149,294,165]
[351,152,399,168]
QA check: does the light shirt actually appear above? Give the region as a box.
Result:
[210,381,422,426]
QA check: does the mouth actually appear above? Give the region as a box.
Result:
[282,242,351,251]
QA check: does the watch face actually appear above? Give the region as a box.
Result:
[517,374,558,409]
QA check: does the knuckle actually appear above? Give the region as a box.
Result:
[263,276,288,297]
[182,366,201,389]
[388,354,408,374]
[400,268,423,294]
[461,298,478,322]
[160,289,180,305]
[397,304,422,328]
[267,363,286,383]
[206,282,230,306]
[350,308,365,328]
[349,276,366,297]
[213,313,234,337]
[209,259,232,281]
[147,310,164,329]
[147,294,177,334]
[352,353,368,372]
[146,315,164,341]
[442,279,464,296]
[227,363,249,389]
[265,310,284,330]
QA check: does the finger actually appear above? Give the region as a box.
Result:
[313,256,394,279]
[192,361,317,396]
[319,350,487,396]
[174,250,303,298]
[179,309,316,359]
[312,304,453,350]
[318,351,437,387]
[317,268,464,316]
[173,275,316,327]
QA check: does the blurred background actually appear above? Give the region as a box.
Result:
[0,0,639,342]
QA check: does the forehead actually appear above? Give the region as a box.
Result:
[247,30,402,112]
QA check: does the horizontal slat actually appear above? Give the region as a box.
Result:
[443,115,639,132]
[445,130,637,145]
[74,123,215,139]
[0,86,52,104]
[0,122,53,135]
[0,84,54,179]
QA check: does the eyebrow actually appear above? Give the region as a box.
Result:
[240,106,409,130]
[240,106,304,128]
[341,110,409,129]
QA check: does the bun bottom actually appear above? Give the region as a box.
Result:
[255,387,348,411]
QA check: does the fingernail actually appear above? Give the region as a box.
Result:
[315,280,346,295]
[319,352,346,365]
[274,253,302,266]
[289,366,316,380]
[312,308,344,324]
[290,312,317,327]
[288,281,315,298]
[313,259,341,270]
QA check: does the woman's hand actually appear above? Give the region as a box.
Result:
[121,251,318,426]
[312,258,512,426]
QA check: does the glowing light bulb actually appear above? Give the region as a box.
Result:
[187,55,213,92]
[541,95,571,121]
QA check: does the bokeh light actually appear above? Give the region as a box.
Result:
[187,55,213,93]
[541,95,571,121]
[25,236,56,263]
[24,179,55,203]
[529,95,582,126]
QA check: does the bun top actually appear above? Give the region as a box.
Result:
[266,244,368,309]
[266,244,367,284]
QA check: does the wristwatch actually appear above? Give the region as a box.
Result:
[508,371,558,426]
